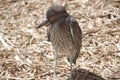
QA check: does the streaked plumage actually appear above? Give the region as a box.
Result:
[36,5,82,79]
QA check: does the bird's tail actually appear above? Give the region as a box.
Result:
[67,57,77,65]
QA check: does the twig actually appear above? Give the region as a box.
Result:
[0,33,9,49]
[40,71,52,77]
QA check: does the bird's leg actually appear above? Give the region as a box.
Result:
[69,61,73,80]
[54,53,58,79]
[70,62,72,74]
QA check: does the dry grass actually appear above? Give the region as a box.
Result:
[0,0,120,80]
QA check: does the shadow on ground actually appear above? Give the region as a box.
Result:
[68,68,105,80]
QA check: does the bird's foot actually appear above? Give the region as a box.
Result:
[53,73,57,80]
[68,73,74,80]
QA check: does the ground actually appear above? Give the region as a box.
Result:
[0,0,120,80]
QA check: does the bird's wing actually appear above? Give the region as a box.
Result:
[69,17,82,48]
[68,17,82,64]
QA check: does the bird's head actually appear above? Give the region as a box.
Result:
[46,5,68,22]
[36,5,69,29]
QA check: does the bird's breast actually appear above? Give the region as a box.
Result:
[48,24,74,55]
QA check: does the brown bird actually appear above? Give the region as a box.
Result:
[36,5,82,79]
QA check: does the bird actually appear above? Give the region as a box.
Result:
[36,5,82,79]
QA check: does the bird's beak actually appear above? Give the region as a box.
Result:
[36,20,50,29]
